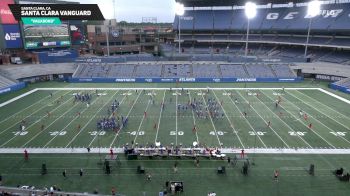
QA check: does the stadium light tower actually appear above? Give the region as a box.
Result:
[175,2,184,54]
[304,0,321,58]
[244,2,257,57]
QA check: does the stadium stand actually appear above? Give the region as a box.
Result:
[72,62,296,79]
[0,74,17,89]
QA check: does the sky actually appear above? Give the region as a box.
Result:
[67,0,177,22]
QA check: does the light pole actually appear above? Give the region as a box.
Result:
[244,2,257,57]
[304,0,321,58]
[175,2,184,54]
[105,25,110,56]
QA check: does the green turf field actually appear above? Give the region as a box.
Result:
[0,86,349,150]
[0,81,350,195]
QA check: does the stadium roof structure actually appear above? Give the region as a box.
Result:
[176,0,323,7]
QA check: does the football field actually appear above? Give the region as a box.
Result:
[1,87,350,152]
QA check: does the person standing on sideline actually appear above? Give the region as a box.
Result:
[79,168,83,177]
[274,170,279,182]
[240,149,245,159]
[24,149,29,161]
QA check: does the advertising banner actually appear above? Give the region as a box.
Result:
[0,0,17,24]
[2,24,22,48]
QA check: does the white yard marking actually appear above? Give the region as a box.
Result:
[88,90,127,147]
[187,91,199,143]
[0,91,61,124]
[286,91,350,145]
[255,90,312,148]
[175,90,178,145]
[46,90,119,148]
[225,90,267,148]
[200,90,222,147]
[109,91,142,148]
[21,92,85,147]
[65,90,118,147]
[293,90,350,129]
[259,90,313,148]
[277,91,338,148]
[133,98,151,144]
[0,91,72,136]
[236,90,290,148]
[154,90,167,143]
[0,147,350,154]
[1,93,75,148]
[212,90,244,148]
[0,89,38,108]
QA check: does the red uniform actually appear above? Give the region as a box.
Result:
[110,149,114,157]
[153,123,157,130]
[144,111,147,118]
[24,149,28,161]
[308,123,312,129]
[304,114,308,121]
[240,149,245,158]
[192,125,197,132]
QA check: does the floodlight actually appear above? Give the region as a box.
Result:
[245,2,257,19]
[307,0,321,18]
[175,2,184,16]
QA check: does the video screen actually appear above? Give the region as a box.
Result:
[23,24,71,49]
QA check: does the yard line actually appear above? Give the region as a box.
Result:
[293,90,350,129]
[236,90,290,148]
[285,91,350,145]
[21,92,86,147]
[200,90,222,147]
[0,89,38,108]
[154,90,167,143]
[1,93,75,148]
[278,91,339,147]
[0,91,61,125]
[187,90,199,143]
[0,90,72,136]
[88,90,128,147]
[297,90,350,121]
[225,90,267,148]
[65,90,117,148]
[175,90,178,146]
[109,91,142,148]
[212,90,244,148]
[46,90,119,148]
[257,90,313,148]
[133,96,152,144]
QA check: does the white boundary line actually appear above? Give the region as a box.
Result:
[212,90,244,148]
[65,90,116,147]
[259,90,313,148]
[0,90,72,136]
[297,90,350,121]
[255,90,312,148]
[175,90,178,146]
[88,90,127,147]
[1,147,350,154]
[154,90,166,143]
[0,89,38,108]
[187,91,199,143]
[133,98,151,144]
[318,88,350,105]
[287,91,350,145]
[45,90,115,148]
[280,91,337,148]
[236,90,290,148]
[109,91,142,148]
[293,90,350,129]
[0,91,60,124]
[224,90,267,148]
[200,90,222,147]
